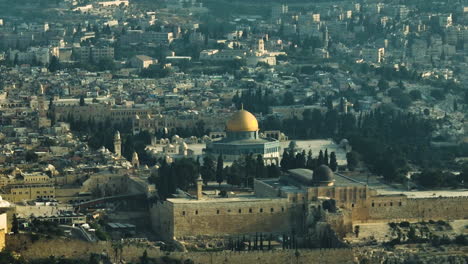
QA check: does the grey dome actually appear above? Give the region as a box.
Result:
[313,165,334,185]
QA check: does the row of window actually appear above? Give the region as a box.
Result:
[371,201,402,207]
[13,190,54,195]
[182,207,286,216]
[111,111,148,116]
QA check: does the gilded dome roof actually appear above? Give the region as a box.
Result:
[226,109,259,132]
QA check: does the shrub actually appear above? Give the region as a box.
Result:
[399,221,410,228]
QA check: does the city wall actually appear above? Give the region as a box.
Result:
[354,196,468,223]
[7,235,354,264]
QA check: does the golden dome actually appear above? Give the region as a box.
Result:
[226,109,259,132]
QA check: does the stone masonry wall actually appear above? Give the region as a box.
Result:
[7,236,354,264]
[354,196,468,222]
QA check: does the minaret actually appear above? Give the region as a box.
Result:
[132,151,140,168]
[323,27,329,49]
[114,131,121,157]
[196,173,203,200]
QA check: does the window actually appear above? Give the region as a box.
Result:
[351,203,355,208]
[259,208,263,213]
[195,210,198,215]
[238,209,242,213]
[270,208,274,213]
[182,211,186,216]
[371,202,375,207]
[399,202,402,206]
[249,208,252,213]
[216,210,220,214]
[390,202,393,206]
[281,207,285,212]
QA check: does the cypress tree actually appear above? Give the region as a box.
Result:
[306,150,314,169]
[280,149,290,171]
[12,214,19,234]
[260,233,264,250]
[318,150,324,166]
[329,152,338,172]
[79,95,85,106]
[324,149,329,166]
[216,154,224,186]
[255,154,266,178]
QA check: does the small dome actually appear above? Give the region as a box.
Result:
[313,165,334,186]
[226,109,259,132]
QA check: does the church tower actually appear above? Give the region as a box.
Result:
[258,39,265,54]
[132,151,140,168]
[114,131,121,157]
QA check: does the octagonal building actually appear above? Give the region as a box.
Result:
[205,108,280,163]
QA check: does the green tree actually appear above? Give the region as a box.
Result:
[398,80,405,90]
[378,79,389,91]
[12,214,19,234]
[306,150,314,169]
[266,164,281,178]
[413,169,444,188]
[282,91,295,105]
[216,154,224,185]
[317,150,324,166]
[346,151,360,171]
[255,155,266,179]
[201,155,216,185]
[430,89,445,100]
[280,149,291,171]
[324,149,329,166]
[25,151,38,162]
[140,250,149,264]
[409,90,422,101]
[79,95,85,106]
[97,58,116,71]
[329,152,338,172]
[48,56,61,72]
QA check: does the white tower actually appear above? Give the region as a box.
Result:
[114,131,121,157]
[132,151,140,168]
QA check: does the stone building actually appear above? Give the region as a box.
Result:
[150,166,468,241]
[0,197,10,251]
